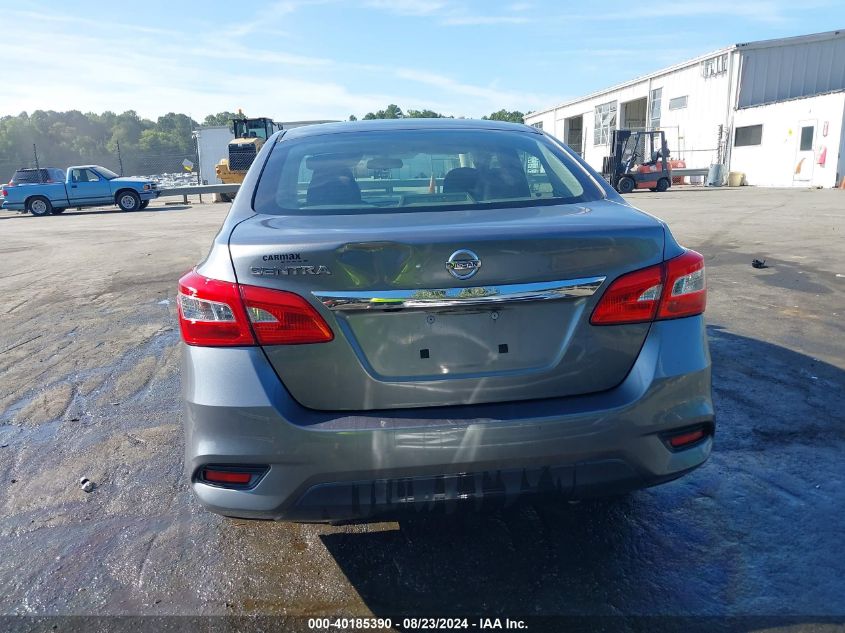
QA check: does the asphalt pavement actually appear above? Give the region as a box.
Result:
[0,188,843,631]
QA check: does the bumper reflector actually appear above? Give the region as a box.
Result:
[198,465,269,488]
[667,428,707,449]
[203,469,251,485]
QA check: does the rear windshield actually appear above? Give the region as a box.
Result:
[253,128,603,215]
[12,168,65,184]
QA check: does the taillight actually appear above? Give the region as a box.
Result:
[240,285,333,345]
[177,271,254,346]
[657,250,706,319]
[177,270,333,347]
[590,250,706,325]
[590,264,663,325]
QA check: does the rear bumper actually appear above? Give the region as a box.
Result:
[183,316,713,522]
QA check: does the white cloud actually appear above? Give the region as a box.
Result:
[0,8,540,121]
[362,0,449,16]
[393,68,546,107]
[442,14,532,25]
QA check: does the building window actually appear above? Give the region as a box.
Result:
[668,95,688,110]
[649,88,662,129]
[593,101,617,145]
[799,126,814,151]
[734,124,763,147]
[531,121,543,130]
[701,53,728,78]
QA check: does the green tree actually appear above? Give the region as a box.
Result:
[482,109,525,124]
[348,114,357,121]
[155,113,199,153]
[406,109,448,118]
[363,104,404,120]
[203,111,240,127]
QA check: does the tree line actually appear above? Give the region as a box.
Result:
[350,105,524,123]
[0,107,526,176]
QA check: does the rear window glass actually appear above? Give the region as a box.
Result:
[11,168,65,184]
[12,169,48,184]
[253,128,603,215]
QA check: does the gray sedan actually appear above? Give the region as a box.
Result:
[177,119,713,522]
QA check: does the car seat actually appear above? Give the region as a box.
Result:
[482,165,530,199]
[306,167,362,206]
[443,167,480,196]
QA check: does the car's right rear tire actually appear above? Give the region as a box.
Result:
[27,196,52,216]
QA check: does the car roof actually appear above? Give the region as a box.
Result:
[279,117,542,141]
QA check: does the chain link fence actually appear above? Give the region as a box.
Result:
[1,143,202,189]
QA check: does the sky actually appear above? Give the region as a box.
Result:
[0,0,840,122]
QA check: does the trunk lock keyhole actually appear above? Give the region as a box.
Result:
[426,315,436,325]
[491,311,499,321]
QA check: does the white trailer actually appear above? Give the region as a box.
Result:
[193,126,234,185]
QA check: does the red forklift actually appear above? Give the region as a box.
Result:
[602,129,671,193]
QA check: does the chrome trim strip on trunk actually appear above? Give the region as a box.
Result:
[314,277,606,312]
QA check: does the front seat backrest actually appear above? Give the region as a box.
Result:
[306,167,362,206]
[443,167,480,196]
[483,165,530,199]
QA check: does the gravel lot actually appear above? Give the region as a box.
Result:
[0,188,843,630]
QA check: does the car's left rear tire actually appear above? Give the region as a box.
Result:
[117,190,141,211]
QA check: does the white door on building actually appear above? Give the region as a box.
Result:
[793,120,816,183]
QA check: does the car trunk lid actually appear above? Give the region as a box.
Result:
[227,200,664,410]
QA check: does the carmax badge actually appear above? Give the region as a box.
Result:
[446,249,481,280]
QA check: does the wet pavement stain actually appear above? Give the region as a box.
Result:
[1,191,844,624]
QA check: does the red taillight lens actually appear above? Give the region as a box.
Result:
[658,249,706,319]
[240,284,334,345]
[177,271,255,346]
[590,250,706,325]
[177,270,334,347]
[589,264,663,325]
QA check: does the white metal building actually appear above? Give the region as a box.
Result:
[525,29,845,188]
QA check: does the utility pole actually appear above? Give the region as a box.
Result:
[116,141,124,176]
[33,144,42,182]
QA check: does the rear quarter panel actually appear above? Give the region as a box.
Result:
[4,183,69,208]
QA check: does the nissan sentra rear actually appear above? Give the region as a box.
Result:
[178,119,713,522]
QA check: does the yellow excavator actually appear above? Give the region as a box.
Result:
[215,112,283,185]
